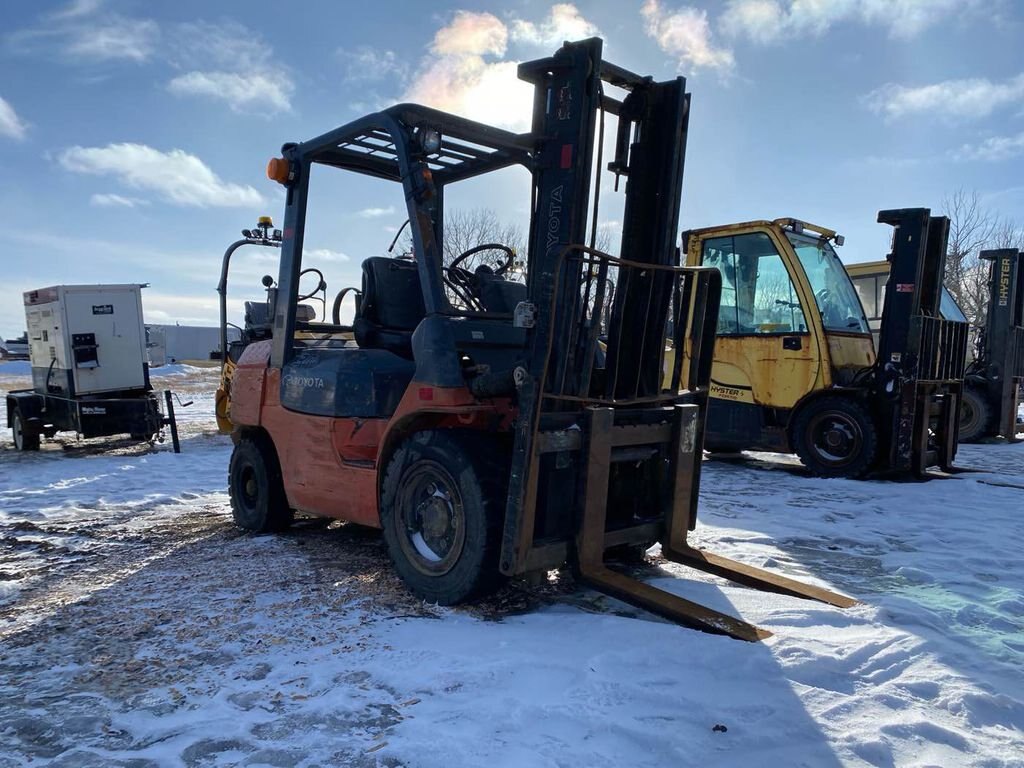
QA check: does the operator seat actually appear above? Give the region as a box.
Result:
[353,256,425,358]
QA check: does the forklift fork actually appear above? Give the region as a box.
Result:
[575,405,854,642]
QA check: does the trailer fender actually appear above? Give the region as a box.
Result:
[6,391,45,425]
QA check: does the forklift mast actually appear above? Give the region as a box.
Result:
[875,209,969,472]
[975,248,1024,441]
[503,40,696,573]
[499,40,849,636]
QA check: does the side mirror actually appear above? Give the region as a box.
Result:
[261,275,275,288]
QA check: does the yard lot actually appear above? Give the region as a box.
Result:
[1,362,1022,767]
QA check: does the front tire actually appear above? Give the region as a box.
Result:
[380,431,506,605]
[11,408,40,451]
[958,387,991,443]
[228,435,292,532]
[791,396,877,478]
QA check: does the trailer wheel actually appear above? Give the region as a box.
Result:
[228,436,292,532]
[380,431,506,605]
[11,407,40,451]
[957,387,991,443]
[791,396,877,478]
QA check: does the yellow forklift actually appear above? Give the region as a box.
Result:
[682,209,969,477]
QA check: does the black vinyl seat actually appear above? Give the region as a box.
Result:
[353,257,426,358]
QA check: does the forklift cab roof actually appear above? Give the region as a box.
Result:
[282,104,535,185]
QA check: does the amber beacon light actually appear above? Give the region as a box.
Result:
[266,157,290,184]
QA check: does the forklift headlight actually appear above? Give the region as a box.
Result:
[834,234,845,246]
[416,127,442,154]
[242,229,253,238]
[273,229,282,241]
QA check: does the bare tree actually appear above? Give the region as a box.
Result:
[440,208,525,266]
[989,216,1024,251]
[405,207,614,267]
[942,188,996,326]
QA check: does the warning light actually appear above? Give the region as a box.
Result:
[266,157,290,184]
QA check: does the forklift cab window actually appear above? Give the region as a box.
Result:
[786,231,871,335]
[940,286,968,323]
[852,275,880,320]
[701,232,807,335]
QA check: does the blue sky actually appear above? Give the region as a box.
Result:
[1,0,1022,338]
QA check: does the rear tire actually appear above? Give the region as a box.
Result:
[11,408,40,451]
[791,396,877,478]
[228,435,292,532]
[958,387,991,443]
[380,431,506,605]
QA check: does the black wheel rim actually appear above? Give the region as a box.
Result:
[238,464,259,513]
[395,459,466,576]
[806,411,863,468]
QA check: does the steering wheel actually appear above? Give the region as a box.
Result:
[298,267,327,302]
[443,244,516,310]
[448,243,516,275]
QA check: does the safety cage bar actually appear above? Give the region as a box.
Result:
[539,245,721,407]
[915,315,970,382]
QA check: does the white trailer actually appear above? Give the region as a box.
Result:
[146,323,239,367]
[7,284,180,451]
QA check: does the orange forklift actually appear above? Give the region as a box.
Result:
[222,38,852,640]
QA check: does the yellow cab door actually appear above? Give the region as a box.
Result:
[692,227,823,450]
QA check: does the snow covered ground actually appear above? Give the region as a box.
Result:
[1,361,1022,767]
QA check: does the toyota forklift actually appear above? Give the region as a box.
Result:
[683,210,969,477]
[223,38,853,641]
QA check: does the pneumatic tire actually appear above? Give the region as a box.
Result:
[957,386,991,443]
[791,396,877,478]
[11,407,40,451]
[228,436,292,532]
[380,431,506,605]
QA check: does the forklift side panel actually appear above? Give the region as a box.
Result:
[229,340,272,427]
[280,347,414,419]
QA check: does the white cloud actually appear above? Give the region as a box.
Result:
[356,206,396,219]
[90,192,148,208]
[50,0,104,20]
[338,46,406,82]
[432,10,507,56]
[168,71,293,114]
[641,0,735,74]
[166,21,294,114]
[511,4,600,46]
[863,74,1024,121]
[64,16,158,61]
[953,132,1024,162]
[404,8,601,131]
[6,6,158,63]
[306,248,350,262]
[59,143,265,208]
[721,0,971,44]
[0,96,27,140]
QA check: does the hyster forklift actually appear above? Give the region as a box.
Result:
[222,38,853,641]
[963,248,1024,441]
[847,249,1023,442]
[684,210,969,478]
